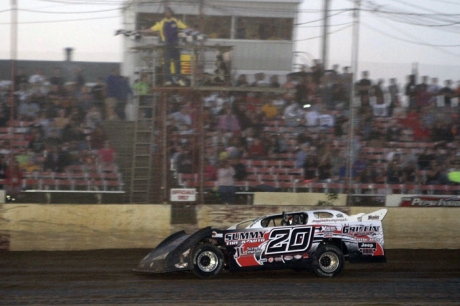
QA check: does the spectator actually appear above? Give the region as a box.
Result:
[251,73,268,87]
[386,159,403,184]
[296,143,310,168]
[317,154,333,182]
[231,157,247,181]
[424,160,447,185]
[217,109,241,133]
[133,73,150,96]
[235,74,249,87]
[284,99,303,127]
[14,67,28,90]
[44,146,71,172]
[17,97,40,121]
[28,68,46,85]
[61,119,86,149]
[248,137,266,159]
[417,147,435,170]
[217,159,236,204]
[176,147,194,174]
[49,68,65,93]
[416,76,431,110]
[0,155,7,189]
[402,160,418,184]
[359,163,378,184]
[439,80,454,108]
[5,158,22,202]
[0,103,8,127]
[170,105,192,129]
[89,124,108,151]
[76,87,95,114]
[85,106,103,130]
[138,7,188,86]
[204,160,217,181]
[98,141,116,165]
[91,77,105,108]
[53,109,70,133]
[357,71,372,108]
[303,151,318,181]
[261,95,278,119]
[371,79,390,117]
[352,152,368,180]
[331,76,347,111]
[28,131,46,154]
[105,67,128,120]
[44,129,62,148]
[405,74,417,112]
[74,68,86,92]
[282,75,297,101]
[269,75,280,88]
[387,78,399,116]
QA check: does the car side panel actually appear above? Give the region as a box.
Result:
[213,219,385,271]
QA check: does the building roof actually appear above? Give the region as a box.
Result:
[0,60,120,84]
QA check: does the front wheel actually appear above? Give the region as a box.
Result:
[192,244,224,279]
[313,245,344,277]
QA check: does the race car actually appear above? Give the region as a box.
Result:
[134,209,387,278]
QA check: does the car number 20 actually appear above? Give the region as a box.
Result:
[265,227,313,255]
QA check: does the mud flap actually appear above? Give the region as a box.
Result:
[134,227,213,274]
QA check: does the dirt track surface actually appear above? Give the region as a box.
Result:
[1,249,460,305]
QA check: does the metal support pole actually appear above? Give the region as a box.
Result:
[346,0,361,196]
[321,0,331,70]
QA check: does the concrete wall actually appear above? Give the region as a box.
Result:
[1,204,459,251]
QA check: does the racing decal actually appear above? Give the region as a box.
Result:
[399,196,460,207]
[224,231,266,245]
[358,242,376,255]
[342,225,380,236]
[224,226,314,268]
[358,242,384,256]
[315,225,337,238]
[265,227,313,255]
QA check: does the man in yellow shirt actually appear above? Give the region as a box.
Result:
[140,7,188,86]
[261,96,279,119]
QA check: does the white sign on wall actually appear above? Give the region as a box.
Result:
[170,188,196,202]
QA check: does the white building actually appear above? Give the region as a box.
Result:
[121,0,301,84]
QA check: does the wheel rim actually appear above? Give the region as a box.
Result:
[319,251,339,273]
[197,251,219,273]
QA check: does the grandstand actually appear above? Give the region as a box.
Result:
[1,39,459,205]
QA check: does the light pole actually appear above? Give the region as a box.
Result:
[10,0,18,134]
[346,0,361,197]
[321,0,331,70]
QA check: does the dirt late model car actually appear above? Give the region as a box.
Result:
[135,209,387,278]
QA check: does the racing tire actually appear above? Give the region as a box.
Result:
[192,244,224,279]
[313,245,344,278]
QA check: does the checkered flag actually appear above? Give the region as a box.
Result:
[178,29,207,45]
[115,29,142,40]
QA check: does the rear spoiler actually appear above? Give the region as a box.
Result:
[359,209,387,222]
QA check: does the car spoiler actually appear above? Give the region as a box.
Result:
[360,209,387,222]
[134,226,212,274]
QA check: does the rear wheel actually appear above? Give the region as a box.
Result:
[192,244,224,279]
[313,245,344,277]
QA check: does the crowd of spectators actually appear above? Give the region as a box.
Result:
[2,61,460,202]
[0,67,123,200]
[168,63,460,200]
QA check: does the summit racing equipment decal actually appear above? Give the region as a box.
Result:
[399,196,460,207]
[225,226,314,267]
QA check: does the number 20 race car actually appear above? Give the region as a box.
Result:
[134,209,387,278]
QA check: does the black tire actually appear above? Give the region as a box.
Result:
[192,244,224,279]
[313,245,344,277]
